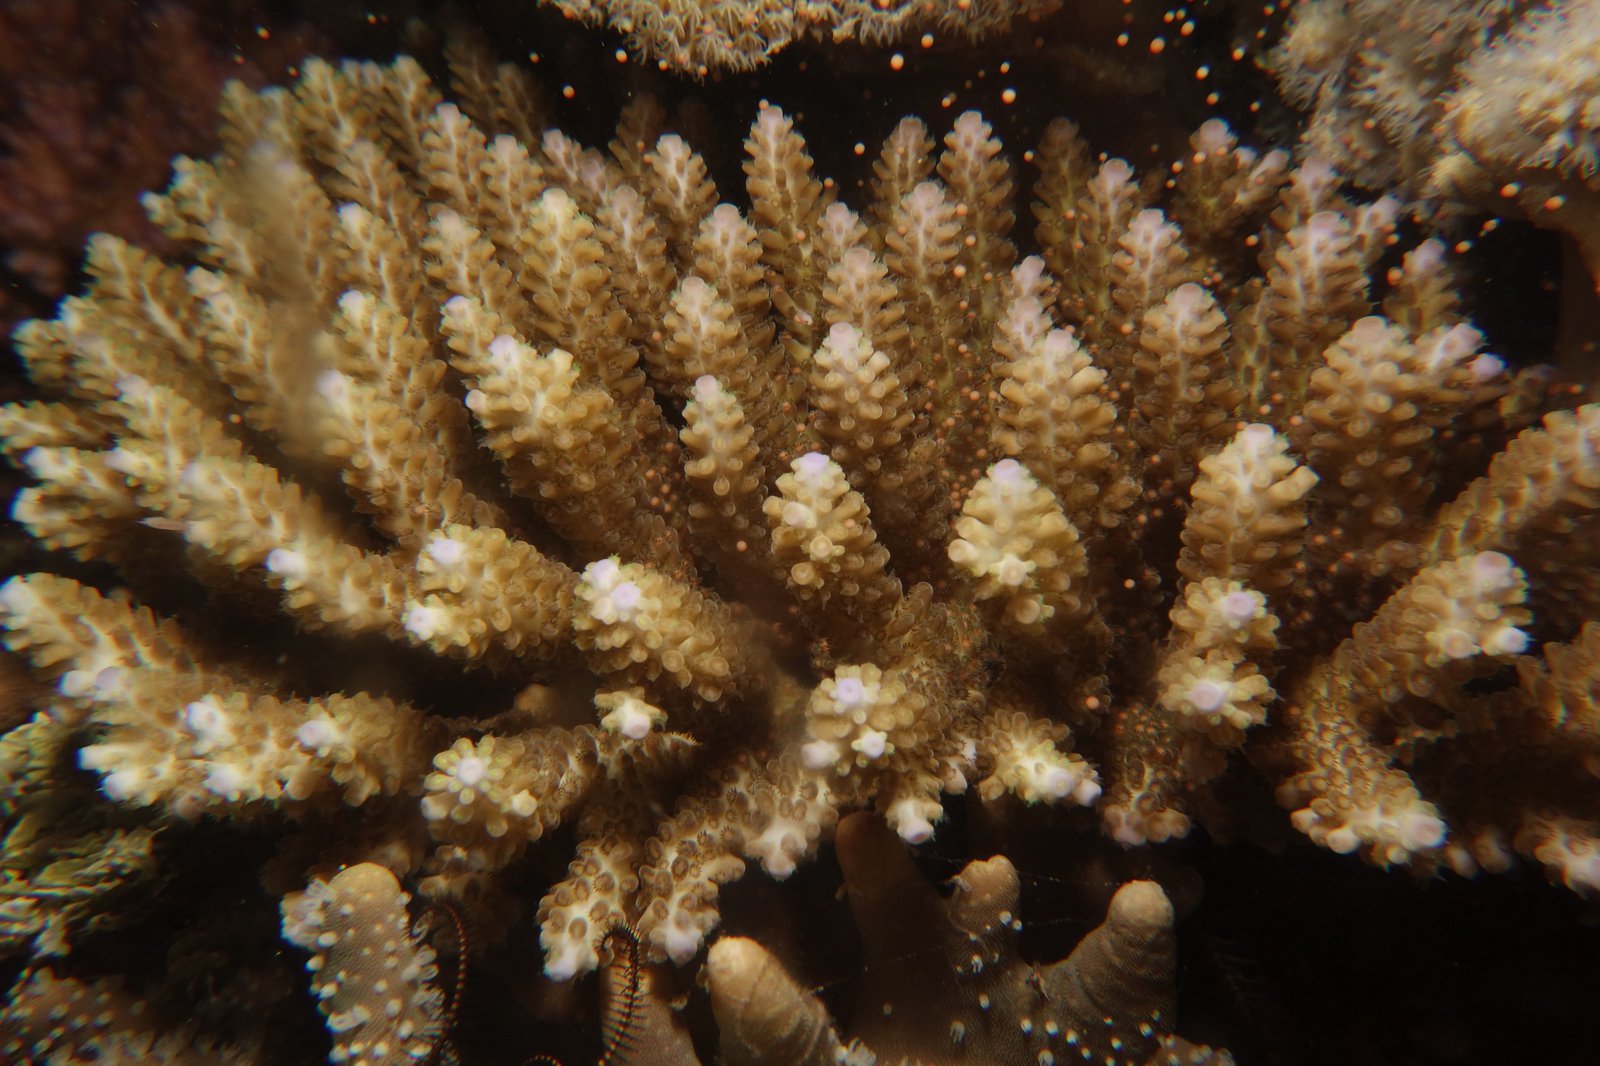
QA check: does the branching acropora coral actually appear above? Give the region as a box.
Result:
[1268,0,1600,295]
[280,863,447,1064]
[1,41,1599,1062]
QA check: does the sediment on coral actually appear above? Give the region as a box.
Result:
[0,26,1597,1064]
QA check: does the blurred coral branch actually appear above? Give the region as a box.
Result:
[1266,0,1600,364]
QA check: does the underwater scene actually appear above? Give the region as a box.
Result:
[1,2,1598,1063]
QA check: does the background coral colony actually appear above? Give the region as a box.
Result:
[0,0,1597,1064]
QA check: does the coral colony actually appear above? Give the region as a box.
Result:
[2,3,1599,1063]
[542,0,1064,73]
